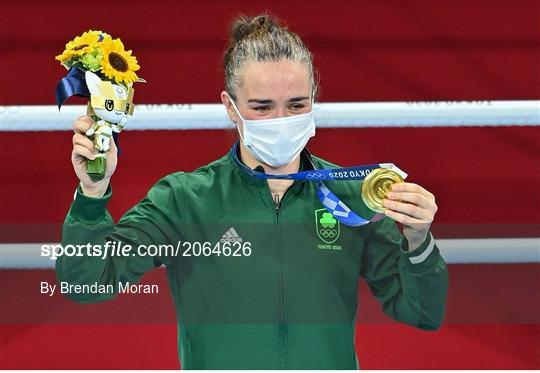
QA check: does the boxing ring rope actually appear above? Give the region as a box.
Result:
[1,100,539,268]
[1,100,539,130]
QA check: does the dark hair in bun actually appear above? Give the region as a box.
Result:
[223,12,319,102]
[230,13,279,43]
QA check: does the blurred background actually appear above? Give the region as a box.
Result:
[1,0,539,369]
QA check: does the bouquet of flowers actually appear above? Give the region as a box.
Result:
[55,30,145,181]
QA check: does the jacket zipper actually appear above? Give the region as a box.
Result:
[268,182,301,369]
[273,192,286,369]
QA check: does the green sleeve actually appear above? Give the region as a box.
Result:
[360,217,449,330]
[55,174,181,304]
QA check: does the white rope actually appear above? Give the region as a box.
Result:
[1,100,538,131]
[1,238,538,268]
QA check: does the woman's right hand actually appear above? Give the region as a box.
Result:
[71,115,118,197]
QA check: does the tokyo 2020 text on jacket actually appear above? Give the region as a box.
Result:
[56,141,449,369]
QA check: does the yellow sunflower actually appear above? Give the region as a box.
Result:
[100,37,140,85]
[55,30,102,64]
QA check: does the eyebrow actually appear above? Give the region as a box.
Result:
[247,96,310,104]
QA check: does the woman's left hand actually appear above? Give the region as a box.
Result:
[382,182,438,251]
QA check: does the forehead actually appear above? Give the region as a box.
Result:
[239,59,311,100]
[111,83,128,99]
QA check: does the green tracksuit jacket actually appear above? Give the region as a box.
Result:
[56,141,449,369]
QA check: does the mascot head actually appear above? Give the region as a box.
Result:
[85,71,134,124]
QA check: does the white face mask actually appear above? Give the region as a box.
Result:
[226,92,316,167]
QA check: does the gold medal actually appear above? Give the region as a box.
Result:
[361,168,404,212]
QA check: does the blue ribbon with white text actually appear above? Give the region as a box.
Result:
[231,142,407,227]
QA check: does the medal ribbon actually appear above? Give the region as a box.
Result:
[230,142,407,227]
